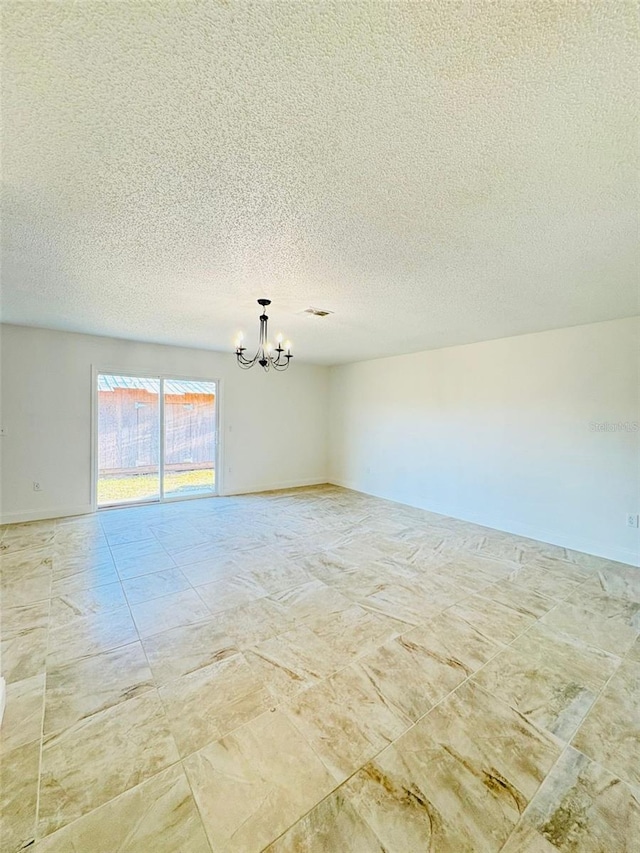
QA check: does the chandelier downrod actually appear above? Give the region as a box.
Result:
[235,299,293,372]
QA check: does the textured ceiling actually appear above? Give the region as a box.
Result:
[1,1,638,365]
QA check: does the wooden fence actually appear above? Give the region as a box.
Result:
[98,388,215,474]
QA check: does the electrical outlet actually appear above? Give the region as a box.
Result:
[33,481,42,492]
[626,513,639,529]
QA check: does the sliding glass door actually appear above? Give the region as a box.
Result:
[97,375,161,506]
[96,373,218,507]
[163,380,217,499]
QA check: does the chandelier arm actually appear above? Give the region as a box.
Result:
[244,343,266,364]
[237,357,256,369]
[236,351,257,366]
[269,348,292,368]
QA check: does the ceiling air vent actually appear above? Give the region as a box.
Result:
[303,307,332,317]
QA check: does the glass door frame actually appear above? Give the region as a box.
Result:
[91,367,221,511]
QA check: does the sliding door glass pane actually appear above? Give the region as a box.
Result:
[163,380,216,498]
[97,374,160,506]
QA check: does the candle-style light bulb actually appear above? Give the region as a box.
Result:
[276,333,283,345]
[285,340,291,353]
[266,342,273,352]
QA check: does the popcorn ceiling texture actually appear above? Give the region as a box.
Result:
[1,0,637,364]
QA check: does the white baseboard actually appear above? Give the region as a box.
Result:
[0,482,330,524]
[223,477,328,497]
[328,478,640,568]
[0,504,93,525]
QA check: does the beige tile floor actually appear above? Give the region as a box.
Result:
[1,485,639,852]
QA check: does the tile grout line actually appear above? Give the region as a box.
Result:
[253,592,560,851]
[258,631,525,849]
[106,512,218,853]
[35,532,612,768]
[144,510,253,853]
[259,566,629,850]
[33,514,177,848]
[103,513,211,848]
[32,528,55,847]
[10,494,635,851]
[497,629,632,851]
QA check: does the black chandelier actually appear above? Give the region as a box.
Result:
[235,299,293,372]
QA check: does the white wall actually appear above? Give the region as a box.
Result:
[329,317,640,566]
[3,319,639,567]
[0,325,329,522]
